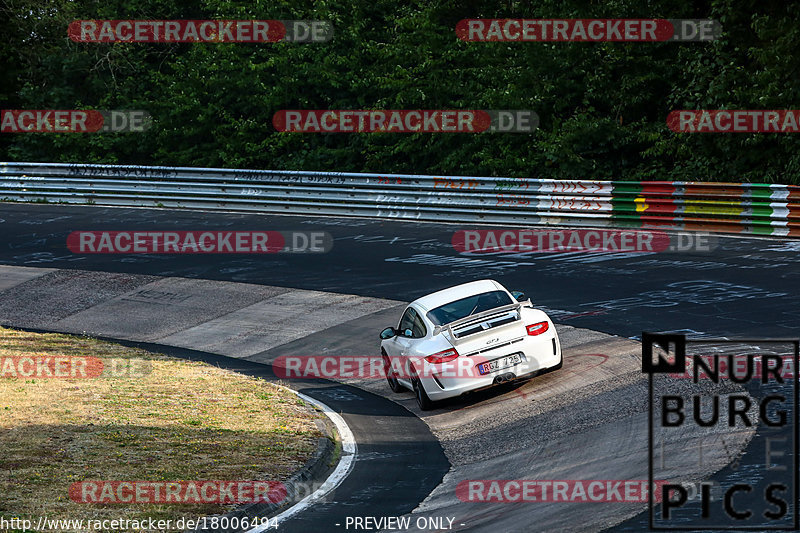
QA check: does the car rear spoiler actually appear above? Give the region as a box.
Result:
[432,301,529,340]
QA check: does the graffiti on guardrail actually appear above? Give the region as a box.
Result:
[66,165,177,178]
[494,197,609,209]
[495,194,531,205]
[232,171,346,184]
[495,179,529,191]
[541,181,612,194]
[434,178,479,190]
[2,164,798,238]
[549,198,607,210]
[495,195,530,206]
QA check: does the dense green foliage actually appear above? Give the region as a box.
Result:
[1,0,798,182]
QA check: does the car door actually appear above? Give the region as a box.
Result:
[389,306,416,360]
[393,306,430,376]
[383,306,413,362]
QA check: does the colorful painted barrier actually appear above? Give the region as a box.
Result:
[1,162,798,237]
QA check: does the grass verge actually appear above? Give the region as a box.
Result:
[0,327,325,532]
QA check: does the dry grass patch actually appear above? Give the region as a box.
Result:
[0,327,325,531]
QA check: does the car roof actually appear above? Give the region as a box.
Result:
[411,279,505,312]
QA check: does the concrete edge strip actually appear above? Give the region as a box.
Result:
[243,386,357,533]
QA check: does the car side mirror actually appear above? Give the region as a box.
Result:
[511,291,526,302]
[379,327,397,340]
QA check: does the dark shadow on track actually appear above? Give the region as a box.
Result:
[5,326,450,533]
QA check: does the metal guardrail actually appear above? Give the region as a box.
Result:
[1,162,799,236]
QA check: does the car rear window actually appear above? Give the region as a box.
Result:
[426,290,514,326]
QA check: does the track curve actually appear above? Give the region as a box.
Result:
[0,203,796,531]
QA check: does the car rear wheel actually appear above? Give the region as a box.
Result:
[382,352,404,392]
[410,365,434,411]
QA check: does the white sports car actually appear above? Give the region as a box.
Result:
[379,279,562,410]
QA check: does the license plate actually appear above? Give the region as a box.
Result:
[477,353,524,375]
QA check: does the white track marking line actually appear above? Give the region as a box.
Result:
[244,385,357,532]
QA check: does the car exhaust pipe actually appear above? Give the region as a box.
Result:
[494,372,516,384]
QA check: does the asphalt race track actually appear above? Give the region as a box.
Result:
[42,337,449,533]
[0,203,798,532]
[0,203,797,339]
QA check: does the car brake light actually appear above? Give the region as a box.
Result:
[526,321,549,336]
[425,348,460,364]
